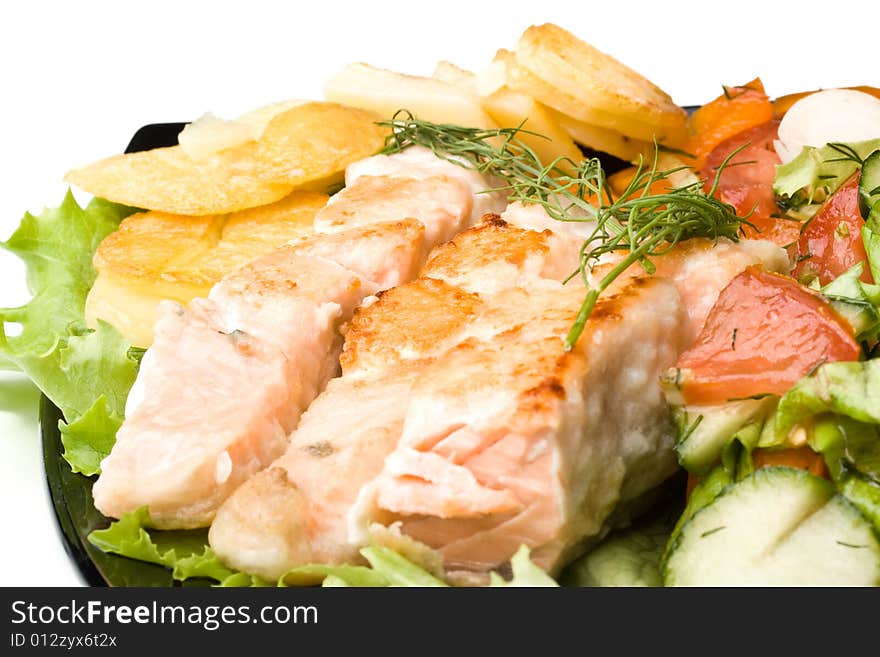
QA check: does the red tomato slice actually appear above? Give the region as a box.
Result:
[701,120,801,247]
[674,266,859,405]
[794,173,872,285]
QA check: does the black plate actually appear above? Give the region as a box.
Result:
[41,123,187,587]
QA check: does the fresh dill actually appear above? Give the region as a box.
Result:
[824,142,866,166]
[380,111,748,350]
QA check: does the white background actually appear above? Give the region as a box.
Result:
[0,0,875,586]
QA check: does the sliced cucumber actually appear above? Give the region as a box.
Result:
[859,150,880,218]
[674,398,776,475]
[562,516,671,587]
[664,467,880,586]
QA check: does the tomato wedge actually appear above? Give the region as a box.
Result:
[673,266,859,405]
[794,173,872,285]
[685,79,774,169]
[701,120,801,247]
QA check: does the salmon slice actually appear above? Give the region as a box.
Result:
[354,279,687,576]
[344,145,508,223]
[314,175,473,246]
[288,219,425,290]
[94,150,496,529]
[209,217,582,577]
[93,250,372,528]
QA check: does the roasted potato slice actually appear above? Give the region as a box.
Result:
[325,62,497,129]
[508,25,687,146]
[547,108,652,163]
[481,88,584,168]
[432,61,479,91]
[431,57,582,168]
[86,191,327,346]
[66,102,385,215]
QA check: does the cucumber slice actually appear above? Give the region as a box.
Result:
[562,517,671,587]
[859,150,880,217]
[664,467,880,586]
[674,398,775,474]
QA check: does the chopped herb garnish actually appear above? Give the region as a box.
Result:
[381,112,749,349]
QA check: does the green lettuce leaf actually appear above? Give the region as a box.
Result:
[810,416,880,531]
[57,320,138,420]
[821,262,880,341]
[863,224,880,284]
[772,363,880,533]
[773,139,880,205]
[89,508,558,587]
[489,545,558,587]
[280,563,390,588]
[0,192,139,473]
[88,507,214,570]
[359,546,447,587]
[59,395,123,476]
[775,360,880,439]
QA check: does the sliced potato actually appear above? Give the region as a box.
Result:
[547,108,652,163]
[65,144,289,216]
[324,62,497,129]
[177,100,309,161]
[168,191,326,288]
[507,26,687,146]
[66,102,385,215]
[86,190,327,346]
[503,51,660,144]
[251,102,387,186]
[432,61,478,92]
[474,56,508,98]
[482,88,583,167]
[236,99,309,134]
[177,113,260,161]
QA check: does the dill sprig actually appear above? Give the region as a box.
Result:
[380,111,748,349]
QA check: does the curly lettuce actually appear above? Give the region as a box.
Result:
[89,508,557,587]
[773,139,880,206]
[771,360,880,532]
[0,192,139,474]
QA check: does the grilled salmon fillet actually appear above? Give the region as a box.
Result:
[94,150,500,529]
[208,217,583,575]
[357,280,684,576]
[210,205,790,580]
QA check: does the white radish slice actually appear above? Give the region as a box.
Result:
[775,89,880,163]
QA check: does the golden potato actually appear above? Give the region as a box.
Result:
[481,87,583,168]
[432,61,479,91]
[65,143,288,216]
[324,63,497,129]
[547,109,652,163]
[66,102,385,215]
[86,191,328,346]
[508,25,687,146]
[251,102,388,185]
